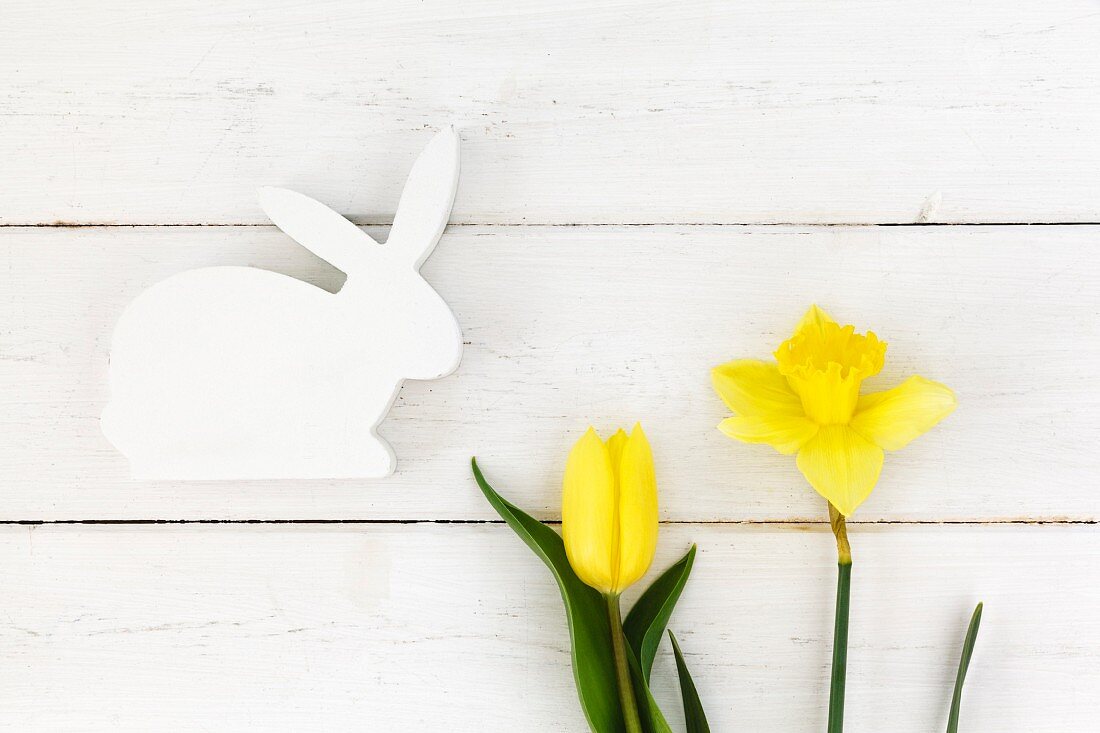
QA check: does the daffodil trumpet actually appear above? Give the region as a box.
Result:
[713,305,957,733]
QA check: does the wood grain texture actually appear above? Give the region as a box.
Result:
[1,523,1095,732]
[1,224,1096,521]
[4,3,1097,728]
[2,0,1100,225]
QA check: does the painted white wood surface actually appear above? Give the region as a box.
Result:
[1,523,1095,732]
[1,225,1096,522]
[3,0,1100,225]
[4,1,1098,729]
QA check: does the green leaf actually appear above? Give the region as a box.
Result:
[669,632,711,733]
[626,644,674,733]
[623,545,697,681]
[620,546,698,732]
[472,459,625,733]
[947,602,983,733]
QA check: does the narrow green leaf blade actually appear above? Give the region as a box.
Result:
[669,632,711,733]
[947,602,983,733]
[623,544,697,681]
[472,459,625,733]
[626,644,674,733]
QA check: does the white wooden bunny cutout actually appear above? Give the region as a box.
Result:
[102,127,463,479]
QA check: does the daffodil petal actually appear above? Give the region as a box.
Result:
[796,425,884,516]
[712,359,804,417]
[614,424,658,593]
[561,427,617,593]
[795,304,838,336]
[851,376,957,451]
[718,414,818,455]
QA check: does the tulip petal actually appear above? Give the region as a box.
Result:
[615,424,658,593]
[851,376,957,451]
[606,428,628,482]
[561,427,617,593]
[712,359,804,417]
[718,414,818,455]
[796,425,884,516]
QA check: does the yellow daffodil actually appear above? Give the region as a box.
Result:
[712,305,956,516]
[562,424,658,596]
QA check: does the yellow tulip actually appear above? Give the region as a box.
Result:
[712,305,956,516]
[562,424,658,596]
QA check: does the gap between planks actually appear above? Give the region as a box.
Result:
[1,518,1095,526]
[6,221,1100,229]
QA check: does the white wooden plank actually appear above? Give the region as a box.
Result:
[1,224,1096,521]
[0,523,1094,731]
[3,0,1100,225]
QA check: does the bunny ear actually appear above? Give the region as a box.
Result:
[258,187,380,276]
[385,126,461,268]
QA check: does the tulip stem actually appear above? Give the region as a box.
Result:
[605,593,643,733]
[828,503,852,733]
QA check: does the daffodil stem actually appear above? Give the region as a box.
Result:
[829,503,852,565]
[605,593,643,733]
[828,503,852,733]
